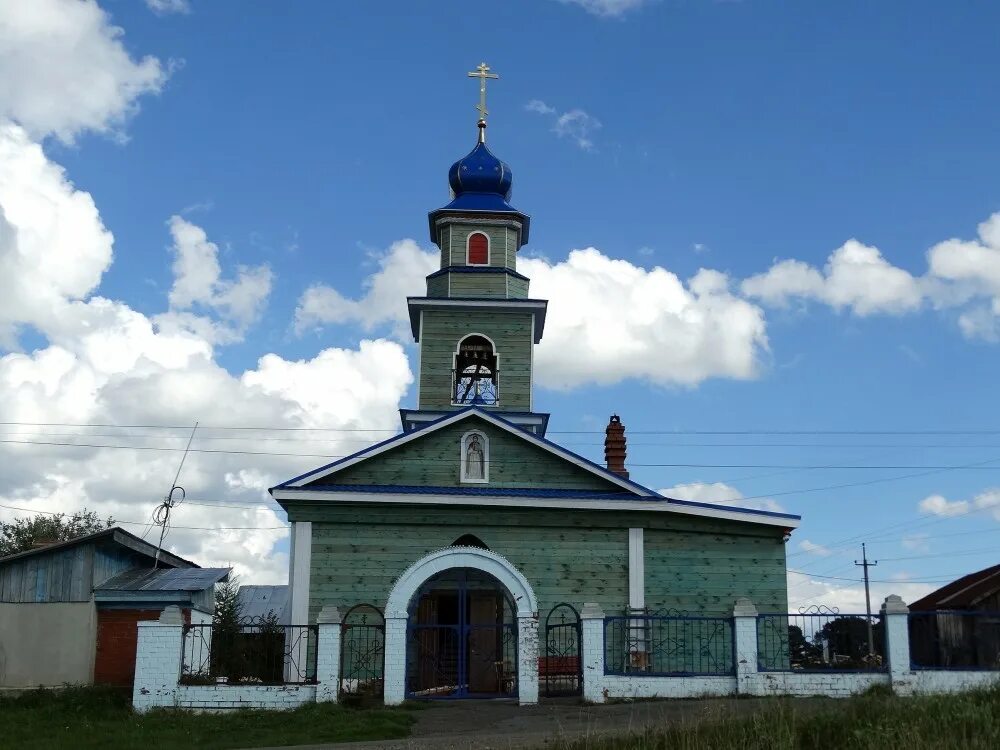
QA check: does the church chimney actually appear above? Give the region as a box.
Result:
[604,414,629,479]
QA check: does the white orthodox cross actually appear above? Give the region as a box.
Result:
[467,62,499,122]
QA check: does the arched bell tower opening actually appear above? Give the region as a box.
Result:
[453,334,499,406]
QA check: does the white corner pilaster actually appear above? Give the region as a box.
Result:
[732,597,759,696]
[517,615,540,705]
[289,521,312,626]
[881,594,911,694]
[316,605,342,703]
[132,605,185,713]
[580,602,606,704]
[382,616,407,706]
[627,528,645,612]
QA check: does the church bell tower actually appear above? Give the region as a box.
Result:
[401,63,549,436]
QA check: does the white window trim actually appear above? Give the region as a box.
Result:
[451,333,500,407]
[460,429,489,484]
[466,231,490,266]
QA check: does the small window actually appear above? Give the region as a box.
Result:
[467,232,489,265]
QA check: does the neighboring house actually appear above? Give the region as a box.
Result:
[0,527,228,688]
[267,118,802,701]
[909,563,1000,668]
[237,585,290,624]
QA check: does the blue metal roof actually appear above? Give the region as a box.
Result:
[237,585,291,624]
[300,484,646,499]
[426,265,529,282]
[95,567,230,592]
[427,137,531,245]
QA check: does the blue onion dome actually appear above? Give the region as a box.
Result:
[448,140,513,201]
[428,122,531,245]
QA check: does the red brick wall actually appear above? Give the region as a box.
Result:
[94,608,190,686]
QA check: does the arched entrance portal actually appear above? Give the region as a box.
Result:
[382,546,539,705]
[406,569,517,698]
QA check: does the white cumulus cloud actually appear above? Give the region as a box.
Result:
[525,100,602,151]
[525,251,768,388]
[145,0,191,15]
[555,0,652,17]
[798,539,832,557]
[0,0,167,143]
[659,481,784,514]
[918,493,970,518]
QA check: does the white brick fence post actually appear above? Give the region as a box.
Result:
[732,597,759,696]
[382,615,407,706]
[882,595,911,694]
[133,605,185,713]
[315,605,342,702]
[517,614,540,706]
[580,602,606,704]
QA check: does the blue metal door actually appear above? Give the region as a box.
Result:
[405,568,517,699]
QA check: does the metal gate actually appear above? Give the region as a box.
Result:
[339,604,385,698]
[405,568,518,699]
[543,603,582,696]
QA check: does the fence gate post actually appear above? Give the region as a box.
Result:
[316,605,342,703]
[732,597,759,696]
[132,605,185,713]
[881,595,911,695]
[580,602,606,704]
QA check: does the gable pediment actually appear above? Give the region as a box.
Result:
[274,408,651,497]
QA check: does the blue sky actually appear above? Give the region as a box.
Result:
[1,0,999,607]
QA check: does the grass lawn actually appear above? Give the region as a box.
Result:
[554,685,1000,750]
[0,686,415,750]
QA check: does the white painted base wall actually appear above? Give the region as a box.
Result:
[600,675,736,700]
[747,671,889,697]
[175,684,316,710]
[895,670,1000,695]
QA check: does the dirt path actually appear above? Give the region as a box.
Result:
[258,696,840,750]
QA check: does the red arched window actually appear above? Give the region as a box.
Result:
[467,232,489,265]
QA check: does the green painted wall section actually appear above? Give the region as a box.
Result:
[508,276,529,298]
[643,529,787,616]
[292,504,787,625]
[305,418,626,492]
[444,224,517,271]
[418,309,533,410]
[426,274,448,297]
[447,272,507,298]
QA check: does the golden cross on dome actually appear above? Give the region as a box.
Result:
[467,62,499,127]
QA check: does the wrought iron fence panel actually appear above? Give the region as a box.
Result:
[908,611,1000,670]
[340,604,386,697]
[757,607,886,672]
[543,603,582,696]
[180,623,318,685]
[604,615,734,676]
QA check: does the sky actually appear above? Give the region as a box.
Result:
[1,0,999,612]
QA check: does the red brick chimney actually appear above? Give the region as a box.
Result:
[604,414,629,479]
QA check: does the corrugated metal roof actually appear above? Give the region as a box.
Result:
[95,567,230,592]
[0,527,198,569]
[910,564,1000,610]
[237,585,290,624]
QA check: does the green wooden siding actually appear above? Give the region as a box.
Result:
[293,504,786,626]
[418,309,533,410]
[447,272,508,298]
[305,418,625,492]
[425,274,448,297]
[644,528,787,616]
[446,224,514,270]
[507,275,529,298]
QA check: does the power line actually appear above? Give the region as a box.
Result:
[0,501,288,532]
[5,436,1000,471]
[3,420,1000,435]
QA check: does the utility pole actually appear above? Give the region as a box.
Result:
[855,543,878,656]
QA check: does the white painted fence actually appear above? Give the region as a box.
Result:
[581,595,1000,702]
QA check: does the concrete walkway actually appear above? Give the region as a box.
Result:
[260,696,840,750]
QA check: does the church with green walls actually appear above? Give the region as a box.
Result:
[270,67,799,704]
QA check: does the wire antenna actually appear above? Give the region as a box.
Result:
[153,421,199,568]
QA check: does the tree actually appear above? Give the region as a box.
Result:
[0,509,115,558]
